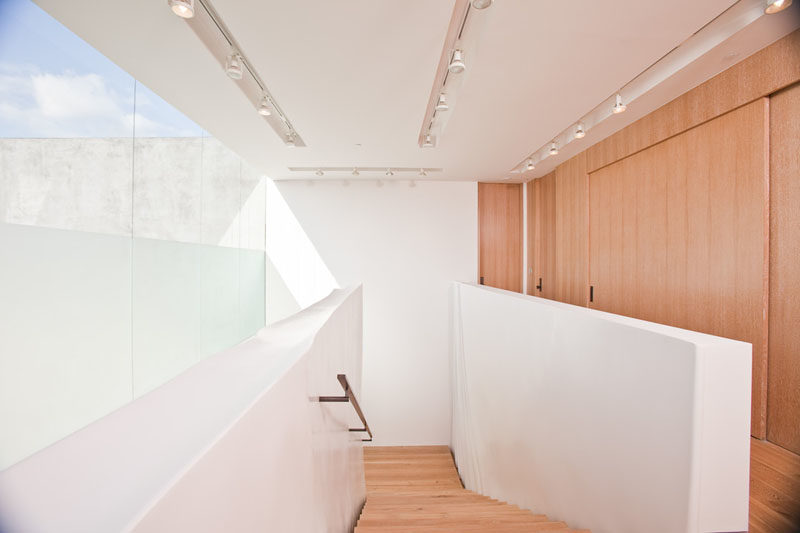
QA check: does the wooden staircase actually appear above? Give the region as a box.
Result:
[355,446,589,532]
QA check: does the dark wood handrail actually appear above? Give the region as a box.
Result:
[318,374,372,442]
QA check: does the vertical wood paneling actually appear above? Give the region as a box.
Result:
[768,83,800,455]
[478,183,522,293]
[526,179,539,295]
[587,30,800,172]
[554,152,589,306]
[588,99,769,436]
[538,172,556,299]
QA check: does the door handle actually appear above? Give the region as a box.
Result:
[535,278,542,292]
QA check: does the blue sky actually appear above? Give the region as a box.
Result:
[0,0,203,137]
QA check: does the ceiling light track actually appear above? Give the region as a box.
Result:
[417,0,492,148]
[174,0,304,146]
[512,0,786,176]
[288,166,443,176]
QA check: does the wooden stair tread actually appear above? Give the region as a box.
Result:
[356,446,589,532]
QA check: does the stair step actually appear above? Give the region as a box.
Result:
[356,446,589,533]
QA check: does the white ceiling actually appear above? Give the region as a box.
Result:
[32,0,800,181]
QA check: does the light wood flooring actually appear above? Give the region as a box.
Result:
[749,437,800,533]
[355,446,588,533]
[356,440,800,532]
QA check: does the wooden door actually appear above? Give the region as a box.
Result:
[527,173,555,299]
[589,99,769,436]
[478,183,522,292]
[554,153,589,306]
[768,82,800,454]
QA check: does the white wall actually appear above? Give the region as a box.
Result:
[266,180,477,445]
[452,283,752,533]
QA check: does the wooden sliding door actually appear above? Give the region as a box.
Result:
[527,173,555,298]
[478,183,522,292]
[589,98,770,436]
[768,82,800,454]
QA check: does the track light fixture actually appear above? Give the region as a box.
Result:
[257,95,271,116]
[315,169,324,176]
[549,142,559,156]
[613,93,627,114]
[435,94,449,111]
[352,168,360,176]
[448,50,466,74]
[419,169,427,177]
[765,0,792,13]
[225,51,243,80]
[422,134,435,148]
[168,0,195,18]
[472,0,493,9]
[386,169,394,176]
[526,160,535,171]
[172,0,302,146]
[574,122,586,139]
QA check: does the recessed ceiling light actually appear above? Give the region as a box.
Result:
[342,179,350,187]
[448,49,466,74]
[168,0,194,18]
[549,142,559,156]
[377,180,384,188]
[472,0,493,9]
[435,94,449,111]
[286,133,296,147]
[315,169,324,176]
[409,180,417,188]
[765,0,792,13]
[526,160,535,171]
[574,122,586,139]
[352,168,360,176]
[225,51,243,80]
[386,168,394,176]
[257,95,271,116]
[613,93,627,114]
[422,134,434,148]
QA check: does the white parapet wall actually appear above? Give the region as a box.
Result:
[0,286,366,533]
[451,282,751,533]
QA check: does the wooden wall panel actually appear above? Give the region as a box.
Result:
[531,172,557,299]
[554,152,589,306]
[589,99,769,437]
[767,83,800,455]
[526,179,539,295]
[587,29,800,173]
[478,183,522,292]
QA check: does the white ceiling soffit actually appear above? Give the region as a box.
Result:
[32,0,800,182]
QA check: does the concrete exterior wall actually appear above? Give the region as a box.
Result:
[0,137,265,250]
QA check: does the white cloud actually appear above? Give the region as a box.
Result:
[0,67,197,138]
[32,72,121,120]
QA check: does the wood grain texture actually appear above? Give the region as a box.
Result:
[554,152,589,306]
[587,29,800,173]
[526,179,539,295]
[767,82,800,455]
[588,99,770,437]
[478,183,523,292]
[531,173,557,299]
[357,446,589,532]
[750,438,800,533]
